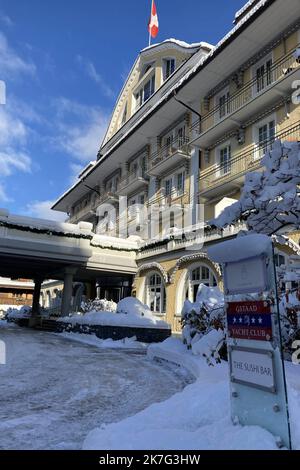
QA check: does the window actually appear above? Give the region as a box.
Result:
[255,58,273,93]
[176,172,185,195]
[256,119,276,158]
[163,134,174,157]
[177,125,186,148]
[131,162,138,176]
[219,91,230,119]
[135,75,155,108]
[143,64,153,75]
[186,266,217,302]
[163,58,176,81]
[165,178,172,197]
[219,145,231,175]
[128,197,136,220]
[274,253,285,268]
[148,273,166,313]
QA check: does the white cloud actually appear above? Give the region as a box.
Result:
[0,12,14,27]
[76,55,115,99]
[0,150,31,176]
[0,32,36,79]
[0,183,12,203]
[69,162,84,185]
[52,97,109,163]
[0,106,32,177]
[26,200,67,221]
[0,106,27,145]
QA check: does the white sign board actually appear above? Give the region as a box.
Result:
[230,347,275,392]
[224,256,267,295]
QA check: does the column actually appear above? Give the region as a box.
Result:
[190,144,200,227]
[60,268,76,317]
[31,278,42,317]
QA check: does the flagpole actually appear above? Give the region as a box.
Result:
[148,0,153,47]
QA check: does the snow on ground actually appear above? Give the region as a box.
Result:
[59,331,146,350]
[84,337,300,450]
[0,326,191,450]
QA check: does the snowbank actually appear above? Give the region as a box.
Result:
[80,298,117,313]
[60,297,170,330]
[6,305,31,320]
[0,320,16,328]
[83,337,300,450]
[58,332,146,350]
[0,305,23,312]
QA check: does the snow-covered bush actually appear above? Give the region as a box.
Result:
[279,290,300,358]
[6,305,32,321]
[61,297,170,329]
[80,298,117,313]
[208,140,300,359]
[210,140,300,236]
[117,297,155,319]
[181,284,226,365]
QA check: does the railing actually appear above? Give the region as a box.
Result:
[69,203,95,223]
[118,169,148,191]
[99,191,118,203]
[199,121,300,193]
[147,187,187,206]
[150,136,191,169]
[138,222,248,258]
[191,45,300,136]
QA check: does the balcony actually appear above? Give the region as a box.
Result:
[99,190,119,205]
[117,169,149,196]
[69,203,97,224]
[148,138,191,177]
[69,191,119,223]
[191,45,300,148]
[198,121,300,199]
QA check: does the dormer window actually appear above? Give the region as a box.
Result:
[163,58,176,81]
[135,74,155,109]
[143,64,153,75]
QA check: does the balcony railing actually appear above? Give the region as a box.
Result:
[119,168,148,189]
[69,190,119,223]
[150,136,191,169]
[191,45,300,136]
[147,187,187,206]
[199,121,300,195]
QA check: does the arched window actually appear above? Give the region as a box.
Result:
[147,273,166,314]
[186,265,217,302]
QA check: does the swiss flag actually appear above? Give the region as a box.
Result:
[148,1,159,39]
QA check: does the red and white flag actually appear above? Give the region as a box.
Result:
[148,0,159,39]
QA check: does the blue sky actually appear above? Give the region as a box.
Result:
[0,0,246,220]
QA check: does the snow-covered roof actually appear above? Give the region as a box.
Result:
[78,161,96,179]
[141,39,212,53]
[0,210,93,238]
[234,0,261,23]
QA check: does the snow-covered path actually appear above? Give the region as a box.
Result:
[0,325,190,450]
